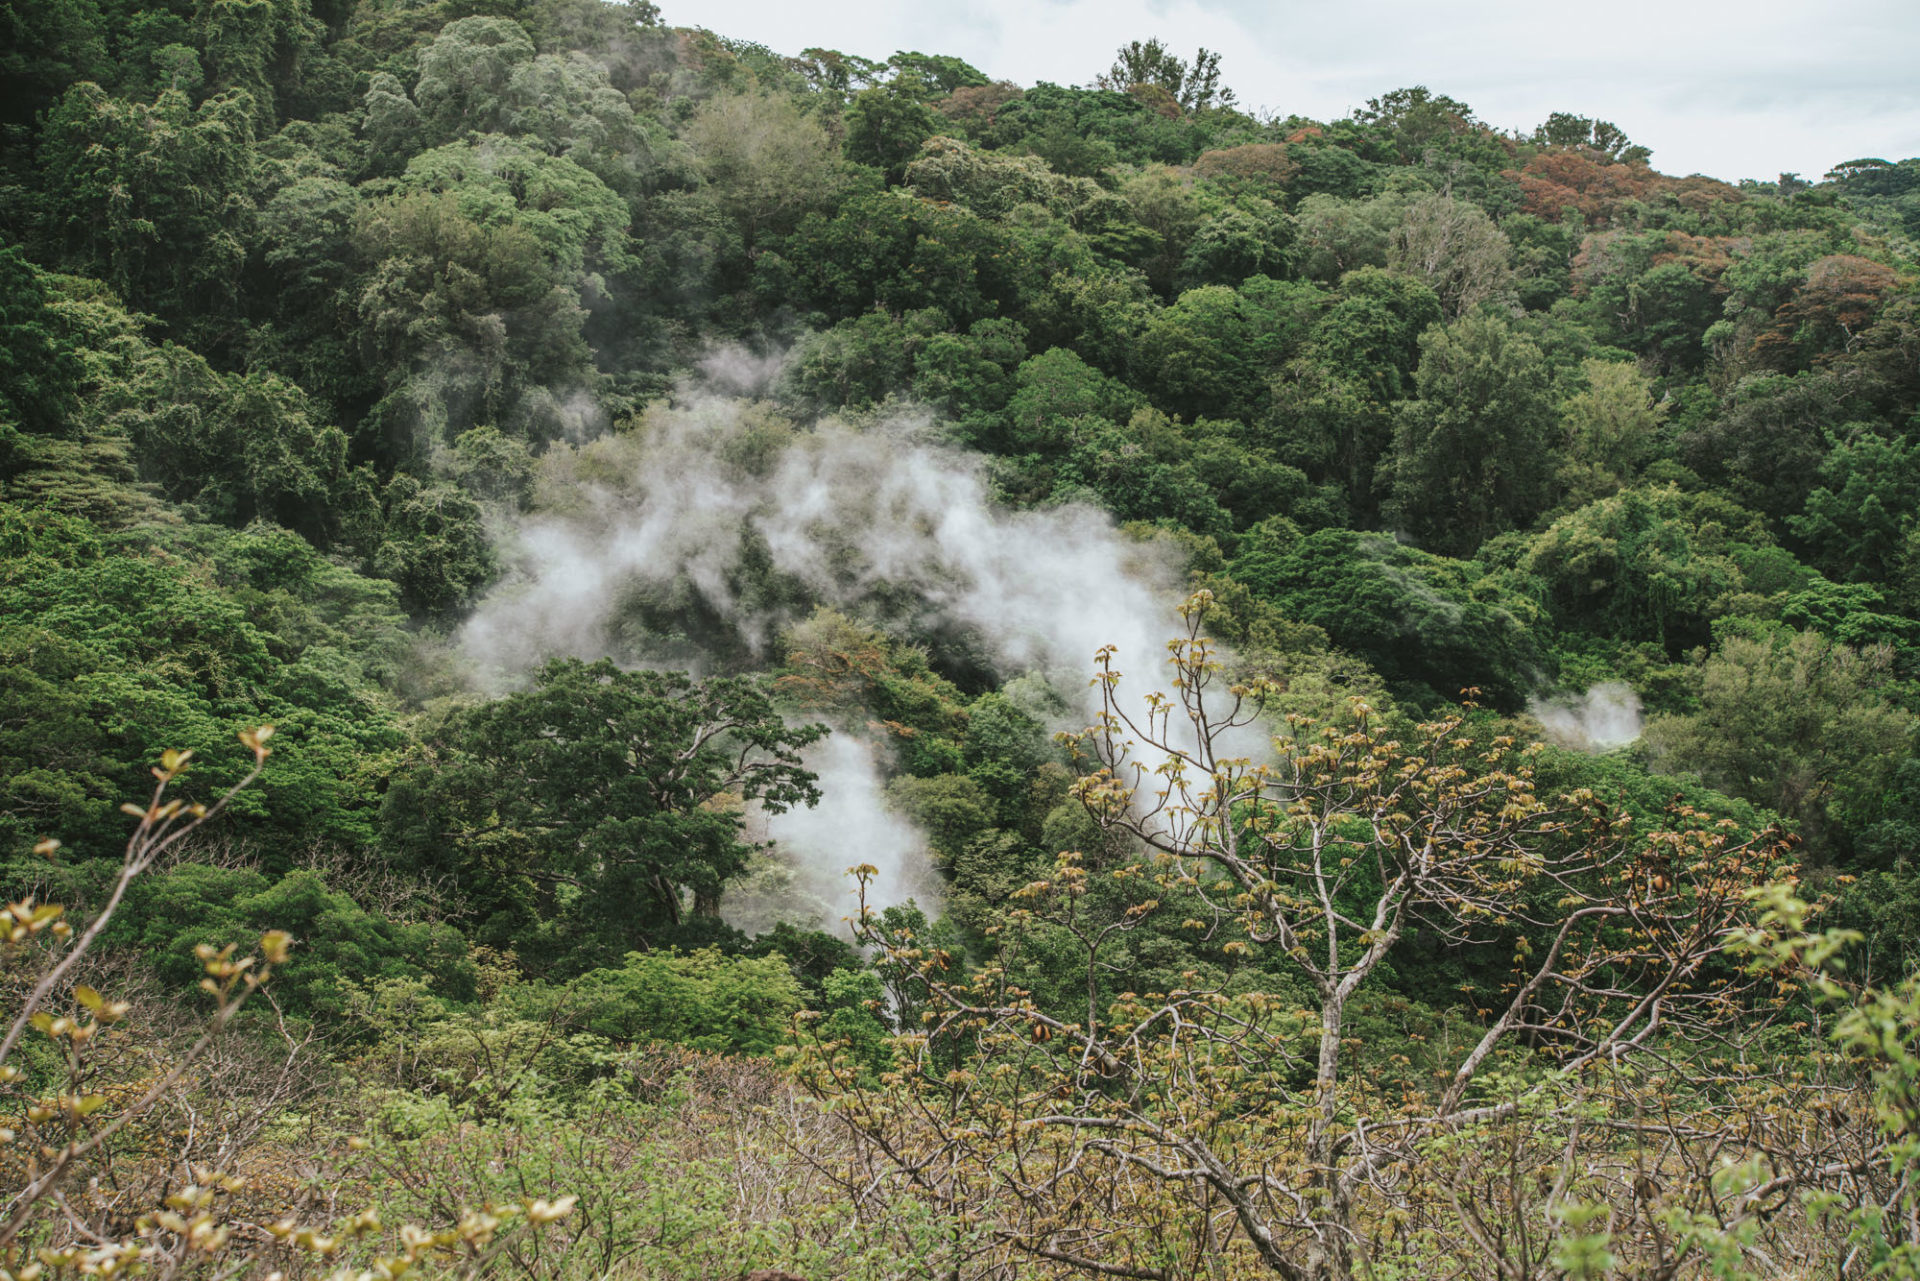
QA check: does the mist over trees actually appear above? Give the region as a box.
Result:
[3,4,1920,1276]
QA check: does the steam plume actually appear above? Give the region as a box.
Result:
[726,733,946,938]
[1528,681,1644,751]
[457,389,1199,921]
[460,396,1190,693]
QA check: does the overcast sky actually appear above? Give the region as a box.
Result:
[661,0,1920,183]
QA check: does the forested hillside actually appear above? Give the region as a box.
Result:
[4,3,1920,1276]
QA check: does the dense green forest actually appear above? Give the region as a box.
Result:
[5,2,1920,1276]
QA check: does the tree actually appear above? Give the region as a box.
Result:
[1094,39,1237,112]
[1193,143,1297,191]
[805,595,1796,1281]
[1569,229,1733,370]
[930,80,1025,134]
[1385,310,1557,556]
[1353,85,1477,163]
[1282,140,1382,202]
[1679,370,1882,522]
[775,605,969,756]
[1644,626,1915,855]
[1521,486,1768,650]
[1178,207,1295,289]
[843,85,941,182]
[371,473,494,615]
[1385,193,1513,317]
[1117,165,1207,298]
[569,947,806,1054]
[1000,346,1142,454]
[410,16,537,143]
[1141,276,1323,421]
[1513,151,1660,226]
[1,729,280,1252]
[887,50,990,96]
[1789,429,1920,583]
[904,134,1105,221]
[1532,111,1650,165]
[911,317,1029,418]
[1555,358,1665,505]
[1054,413,1236,539]
[688,92,845,243]
[1755,253,1904,370]
[784,307,1028,417]
[1229,525,1543,710]
[1290,193,1402,284]
[124,355,355,541]
[783,309,924,410]
[203,0,319,132]
[350,135,630,445]
[0,246,82,440]
[38,82,258,328]
[381,658,826,972]
[1730,890,1920,1269]
[499,48,664,194]
[1265,360,1395,521]
[1264,267,1441,518]
[0,506,402,859]
[767,190,1039,329]
[0,0,108,134]
[255,171,364,406]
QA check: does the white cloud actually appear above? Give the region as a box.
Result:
[664,0,1920,181]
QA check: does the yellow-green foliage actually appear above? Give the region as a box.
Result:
[569,948,807,1056]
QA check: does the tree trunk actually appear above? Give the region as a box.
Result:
[1304,993,1355,1281]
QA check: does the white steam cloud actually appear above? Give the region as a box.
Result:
[460,398,1186,688]
[725,733,945,938]
[458,389,1200,924]
[1529,681,1644,751]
